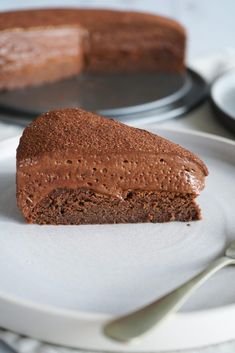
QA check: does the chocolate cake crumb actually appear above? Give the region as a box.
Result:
[28,189,201,225]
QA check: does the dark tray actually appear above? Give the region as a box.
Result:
[0,68,208,126]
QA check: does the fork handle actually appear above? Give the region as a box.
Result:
[0,340,18,353]
[104,256,235,342]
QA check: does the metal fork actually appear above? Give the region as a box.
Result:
[0,340,18,353]
[104,241,235,343]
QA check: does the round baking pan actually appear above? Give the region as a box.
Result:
[0,68,208,126]
[210,69,235,133]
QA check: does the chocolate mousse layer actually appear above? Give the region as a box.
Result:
[16,108,208,224]
[0,8,186,90]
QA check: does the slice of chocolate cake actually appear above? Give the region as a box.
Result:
[16,108,208,225]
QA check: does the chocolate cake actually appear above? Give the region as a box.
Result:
[0,8,186,90]
[16,108,208,225]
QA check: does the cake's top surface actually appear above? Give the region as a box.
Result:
[0,8,185,35]
[17,108,208,173]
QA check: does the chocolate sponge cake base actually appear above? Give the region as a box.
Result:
[27,188,201,225]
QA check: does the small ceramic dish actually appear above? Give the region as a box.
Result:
[210,69,235,133]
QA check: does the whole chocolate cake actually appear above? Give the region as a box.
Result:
[16,108,208,225]
[0,8,186,90]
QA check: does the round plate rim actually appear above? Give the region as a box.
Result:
[211,69,235,115]
[0,127,235,319]
[210,69,235,134]
[1,127,235,351]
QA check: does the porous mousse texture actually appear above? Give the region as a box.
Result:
[16,108,208,225]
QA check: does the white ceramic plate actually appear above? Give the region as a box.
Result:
[211,69,235,119]
[210,69,235,133]
[0,128,235,352]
